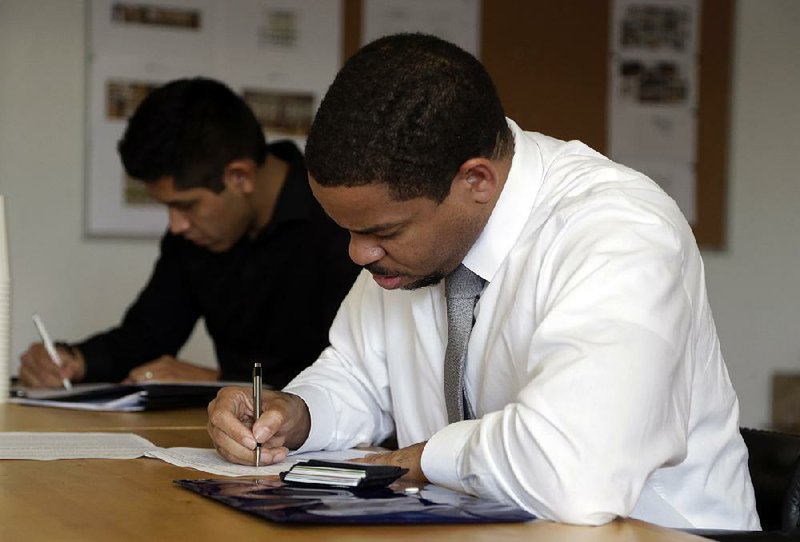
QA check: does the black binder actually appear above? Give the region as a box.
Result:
[9,382,230,411]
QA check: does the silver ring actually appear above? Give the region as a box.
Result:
[144,370,154,380]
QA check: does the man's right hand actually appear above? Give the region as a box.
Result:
[207,386,311,466]
[18,342,86,388]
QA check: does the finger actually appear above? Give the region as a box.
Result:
[209,422,258,465]
[252,391,298,441]
[25,346,61,374]
[19,355,63,388]
[207,389,258,450]
[18,362,44,387]
[127,366,156,383]
[253,408,286,444]
[259,446,289,465]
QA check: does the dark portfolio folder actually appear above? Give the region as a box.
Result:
[9,381,235,411]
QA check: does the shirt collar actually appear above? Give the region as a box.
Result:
[259,141,310,231]
[462,119,543,283]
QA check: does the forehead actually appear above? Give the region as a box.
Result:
[145,176,207,202]
[309,177,437,231]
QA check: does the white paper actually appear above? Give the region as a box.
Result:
[0,430,375,476]
[0,432,159,460]
[144,447,374,477]
[9,394,146,412]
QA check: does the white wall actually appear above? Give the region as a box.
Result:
[1,0,798,426]
[702,0,800,426]
[0,0,214,371]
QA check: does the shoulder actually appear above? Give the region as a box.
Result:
[267,140,305,168]
[514,138,692,263]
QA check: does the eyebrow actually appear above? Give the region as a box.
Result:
[348,222,404,235]
[164,197,197,208]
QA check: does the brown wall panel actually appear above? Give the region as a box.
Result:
[343,0,732,246]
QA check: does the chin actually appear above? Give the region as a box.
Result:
[203,241,229,253]
[402,273,445,291]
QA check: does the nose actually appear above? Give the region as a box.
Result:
[168,208,190,235]
[348,234,386,267]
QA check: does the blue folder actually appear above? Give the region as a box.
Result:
[175,478,536,524]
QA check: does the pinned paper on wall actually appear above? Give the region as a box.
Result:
[607,0,700,224]
[362,0,481,57]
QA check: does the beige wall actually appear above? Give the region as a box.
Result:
[0,0,214,371]
[2,0,799,426]
[702,0,800,426]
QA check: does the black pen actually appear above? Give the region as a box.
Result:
[252,362,262,467]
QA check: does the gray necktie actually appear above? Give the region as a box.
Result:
[443,264,485,423]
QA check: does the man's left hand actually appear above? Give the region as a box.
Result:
[123,355,219,383]
[351,441,429,482]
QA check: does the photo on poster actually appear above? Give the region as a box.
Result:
[257,7,298,47]
[106,79,159,119]
[242,89,314,137]
[608,0,700,211]
[618,2,692,52]
[111,2,202,30]
[618,59,689,105]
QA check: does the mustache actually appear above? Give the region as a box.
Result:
[364,263,398,276]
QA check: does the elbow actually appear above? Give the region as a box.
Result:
[543,502,621,526]
[513,475,635,526]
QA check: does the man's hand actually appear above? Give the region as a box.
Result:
[207,386,311,466]
[352,442,429,482]
[18,342,86,388]
[123,355,219,383]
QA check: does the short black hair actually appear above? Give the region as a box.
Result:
[305,33,512,203]
[117,77,267,192]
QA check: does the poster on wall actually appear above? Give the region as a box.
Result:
[362,0,481,57]
[607,0,700,224]
[86,0,342,237]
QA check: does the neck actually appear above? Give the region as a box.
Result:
[248,153,289,238]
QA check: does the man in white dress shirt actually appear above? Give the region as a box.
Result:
[207,33,759,529]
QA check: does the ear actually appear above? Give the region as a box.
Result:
[453,158,501,205]
[222,159,258,194]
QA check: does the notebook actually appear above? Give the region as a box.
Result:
[8,381,235,411]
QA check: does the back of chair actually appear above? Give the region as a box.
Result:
[741,427,800,531]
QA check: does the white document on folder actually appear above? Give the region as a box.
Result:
[144,447,373,477]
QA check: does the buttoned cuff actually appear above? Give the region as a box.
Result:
[283,383,335,453]
[421,419,480,491]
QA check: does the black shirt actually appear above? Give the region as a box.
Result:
[78,142,359,388]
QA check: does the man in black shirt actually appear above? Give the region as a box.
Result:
[19,77,359,388]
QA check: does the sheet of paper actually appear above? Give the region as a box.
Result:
[0,429,373,475]
[145,447,374,477]
[0,432,158,460]
[8,395,145,412]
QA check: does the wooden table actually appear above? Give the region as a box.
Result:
[0,403,707,541]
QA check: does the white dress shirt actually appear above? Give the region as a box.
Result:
[284,120,760,529]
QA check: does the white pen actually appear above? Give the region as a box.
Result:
[32,313,72,390]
